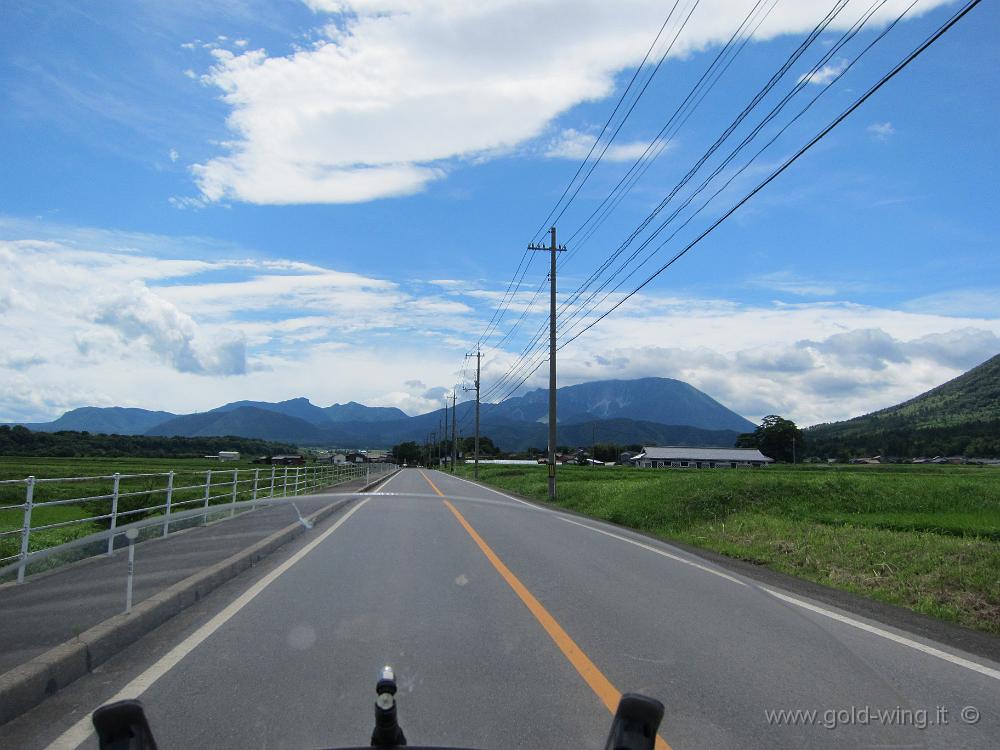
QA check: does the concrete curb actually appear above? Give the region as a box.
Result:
[0,470,397,726]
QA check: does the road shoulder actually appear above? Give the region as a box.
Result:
[444,470,1000,665]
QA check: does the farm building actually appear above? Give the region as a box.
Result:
[204,451,240,461]
[632,446,773,469]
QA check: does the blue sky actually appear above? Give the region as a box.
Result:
[1,0,998,426]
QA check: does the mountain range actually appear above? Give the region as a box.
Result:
[805,352,1000,458]
[16,377,755,452]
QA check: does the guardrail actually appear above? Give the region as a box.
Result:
[0,462,396,584]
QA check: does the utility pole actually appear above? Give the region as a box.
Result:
[529,226,566,500]
[443,398,449,469]
[464,348,481,479]
[451,391,457,472]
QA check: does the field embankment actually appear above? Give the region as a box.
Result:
[456,463,1000,635]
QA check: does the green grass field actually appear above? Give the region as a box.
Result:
[455,463,1000,635]
[0,456,307,565]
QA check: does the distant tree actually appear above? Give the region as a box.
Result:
[736,415,804,463]
[459,436,499,456]
[391,441,421,464]
[593,442,622,463]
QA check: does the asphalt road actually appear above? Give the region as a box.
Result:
[4,468,998,749]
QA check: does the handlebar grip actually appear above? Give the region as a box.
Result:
[604,693,664,750]
[93,699,158,750]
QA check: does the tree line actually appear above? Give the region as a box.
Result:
[0,425,298,458]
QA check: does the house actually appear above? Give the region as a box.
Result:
[345,452,369,463]
[632,446,773,469]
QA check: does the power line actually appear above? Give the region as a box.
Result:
[554,0,890,341]
[480,0,849,400]
[475,0,700,356]
[557,0,982,351]
[473,0,979,417]
[527,0,690,244]
[553,0,852,333]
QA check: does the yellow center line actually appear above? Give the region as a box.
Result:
[419,470,671,750]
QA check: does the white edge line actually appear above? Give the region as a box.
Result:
[435,471,1000,680]
[46,495,375,750]
[760,586,1000,681]
[439,470,555,513]
[559,516,747,587]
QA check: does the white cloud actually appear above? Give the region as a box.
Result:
[94,283,247,375]
[169,148,179,162]
[191,0,949,205]
[902,289,1000,318]
[798,58,848,85]
[867,121,896,141]
[545,128,653,162]
[0,230,477,422]
[748,270,837,296]
[486,295,1000,426]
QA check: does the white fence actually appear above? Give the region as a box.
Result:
[0,462,396,583]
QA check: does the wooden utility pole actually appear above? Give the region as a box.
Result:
[529,227,565,500]
[464,348,481,479]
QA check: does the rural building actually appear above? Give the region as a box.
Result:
[204,451,240,461]
[632,446,773,469]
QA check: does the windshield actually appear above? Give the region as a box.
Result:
[0,2,997,749]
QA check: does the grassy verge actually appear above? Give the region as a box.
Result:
[454,463,1000,635]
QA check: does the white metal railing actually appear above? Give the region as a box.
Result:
[0,462,396,584]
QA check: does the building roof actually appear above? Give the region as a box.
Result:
[639,446,773,462]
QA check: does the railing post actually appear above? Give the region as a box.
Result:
[252,468,260,504]
[163,471,175,537]
[124,527,138,614]
[270,466,276,498]
[107,473,121,556]
[203,469,213,520]
[283,467,288,497]
[17,476,35,584]
[230,469,238,516]
[366,463,370,485]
